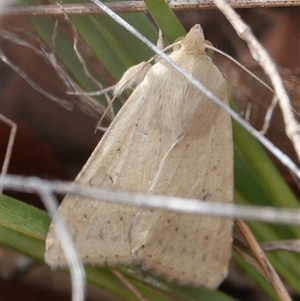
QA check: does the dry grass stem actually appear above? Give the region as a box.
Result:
[261,239,300,252]
[235,219,292,301]
[0,114,17,195]
[3,1,300,17]
[113,270,148,301]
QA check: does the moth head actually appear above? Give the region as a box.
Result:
[181,24,205,54]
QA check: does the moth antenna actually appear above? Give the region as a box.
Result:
[205,43,297,134]
[205,43,274,94]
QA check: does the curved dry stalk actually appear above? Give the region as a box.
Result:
[57,4,115,118]
[0,51,72,110]
[0,114,17,195]
[3,1,300,17]
[1,27,110,120]
[235,219,292,301]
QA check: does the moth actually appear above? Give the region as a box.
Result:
[45,24,233,289]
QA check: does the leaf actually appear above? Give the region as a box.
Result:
[144,0,186,42]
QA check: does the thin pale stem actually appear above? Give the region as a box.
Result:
[3,1,300,17]
[1,175,299,225]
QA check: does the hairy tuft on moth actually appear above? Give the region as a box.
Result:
[45,24,233,289]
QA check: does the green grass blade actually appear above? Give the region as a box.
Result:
[144,0,186,42]
[0,194,49,240]
[233,118,299,208]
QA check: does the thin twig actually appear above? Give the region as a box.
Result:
[113,270,148,301]
[235,236,300,253]
[1,28,110,120]
[1,175,299,225]
[0,114,17,195]
[261,239,300,252]
[233,245,264,274]
[235,219,292,301]
[68,85,115,97]
[260,95,278,135]
[3,1,300,17]
[0,50,72,110]
[57,4,115,119]
[38,190,86,301]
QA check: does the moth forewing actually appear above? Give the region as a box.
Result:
[130,36,233,288]
[45,24,233,289]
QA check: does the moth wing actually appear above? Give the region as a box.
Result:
[45,78,172,267]
[130,91,233,288]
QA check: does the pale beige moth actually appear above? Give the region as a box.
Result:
[45,24,233,289]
